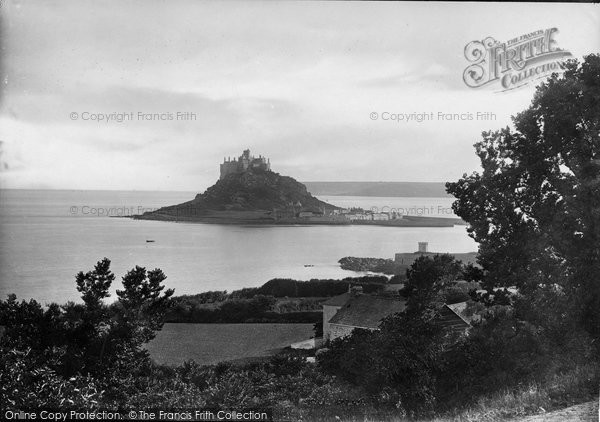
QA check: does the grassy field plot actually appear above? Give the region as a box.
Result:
[146,323,315,366]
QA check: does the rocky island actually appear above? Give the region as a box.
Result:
[134,149,465,227]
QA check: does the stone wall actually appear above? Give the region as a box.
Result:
[323,304,342,341]
[329,323,356,341]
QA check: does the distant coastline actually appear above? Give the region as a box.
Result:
[131,211,465,227]
[129,154,461,227]
[0,182,451,198]
[302,181,451,197]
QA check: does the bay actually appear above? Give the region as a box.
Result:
[0,189,476,304]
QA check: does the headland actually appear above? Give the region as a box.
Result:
[133,149,465,227]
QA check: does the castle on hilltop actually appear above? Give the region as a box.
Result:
[220,149,271,180]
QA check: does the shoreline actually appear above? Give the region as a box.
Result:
[128,212,466,228]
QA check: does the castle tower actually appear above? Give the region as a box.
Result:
[219,149,272,180]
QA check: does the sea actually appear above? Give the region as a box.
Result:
[0,189,477,304]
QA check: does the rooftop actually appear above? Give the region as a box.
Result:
[444,302,473,324]
[322,292,351,307]
[328,295,406,329]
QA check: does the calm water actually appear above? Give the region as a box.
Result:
[0,189,476,304]
[319,195,457,218]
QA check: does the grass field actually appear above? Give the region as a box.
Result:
[146,323,315,366]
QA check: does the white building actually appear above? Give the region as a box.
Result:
[372,213,390,221]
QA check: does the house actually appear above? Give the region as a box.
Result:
[346,213,370,221]
[372,213,390,221]
[439,302,472,336]
[322,291,473,342]
[324,292,407,341]
[322,292,352,342]
[298,208,325,219]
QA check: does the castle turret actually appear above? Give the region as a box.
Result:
[220,149,272,180]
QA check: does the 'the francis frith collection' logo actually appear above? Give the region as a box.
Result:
[463,28,572,92]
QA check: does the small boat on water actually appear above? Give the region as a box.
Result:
[304,264,314,267]
[146,240,155,243]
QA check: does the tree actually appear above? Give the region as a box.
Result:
[64,258,115,375]
[114,266,174,346]
[318,255,467,414]
[0,258,175,393]
[446,54,600,341]
[76,258,114,308]
[317,309,448,415]
[402,254,464,313]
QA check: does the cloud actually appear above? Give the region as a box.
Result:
[0,1,598,190]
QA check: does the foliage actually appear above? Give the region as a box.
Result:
[318,308,450,415]
[402,254,465,312]
[273,298,322,313]
[113,351,368,418]
[166,275,392,323]
[166,295,325,323]
[230,276,388,299]
[338,257,404,275]
[0,347,103,409]
[0,258,174,407]
[442,285,473,304]
[435,363,599,422]
[313,320,323,338]
[5,57,600,416]
[432,56,600,412]
[0,248,597,418]
[169,291,228,306]
[76,258,114,307]
[446,54,600,342]
[438,300,595,410]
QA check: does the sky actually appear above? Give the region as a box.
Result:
[0,1,598,192]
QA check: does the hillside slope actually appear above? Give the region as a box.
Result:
[136,169,337,221]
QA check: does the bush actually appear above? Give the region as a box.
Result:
[0,347,103,409]
[0,258,173,408]
[318,309,449,415]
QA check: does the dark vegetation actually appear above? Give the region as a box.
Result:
[232,275,388,298]
[338,257,405,275]
[319,55,600,417]
[0,259,175,408]
[197,170,337,211]
[1,56,599,420]
[137,169,338,221]
[166,296,323,324]
[166,276,389,323]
